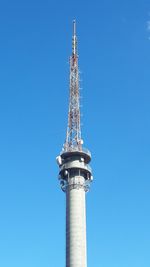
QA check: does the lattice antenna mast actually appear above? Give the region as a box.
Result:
[64,20,82,152]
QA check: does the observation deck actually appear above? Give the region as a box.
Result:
[60,147,91,164]
[56,146,93,186]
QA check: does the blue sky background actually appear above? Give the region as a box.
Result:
[0,0,150,266]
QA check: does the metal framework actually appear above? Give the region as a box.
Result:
[64,20,82,152]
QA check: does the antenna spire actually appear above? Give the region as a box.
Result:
[72,20,77,55]
[73,19,76,36]
[64,20,82,152]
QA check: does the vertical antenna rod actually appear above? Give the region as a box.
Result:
[64,20,82,152]
[73,20,77,55]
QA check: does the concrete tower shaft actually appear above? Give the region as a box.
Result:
[66,181,87,267]
[57,150,92,267]
[56,21,93,267]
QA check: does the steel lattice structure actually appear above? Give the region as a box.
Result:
[64,20,82,152]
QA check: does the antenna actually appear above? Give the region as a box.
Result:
[64,20,82,151]
[72,20,77,55]
[73,19,76,35]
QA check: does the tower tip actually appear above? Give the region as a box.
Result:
[73,19,76,36]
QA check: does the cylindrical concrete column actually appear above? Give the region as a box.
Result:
[66,177,87,267]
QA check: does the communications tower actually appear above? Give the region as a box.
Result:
[56,21,93,267]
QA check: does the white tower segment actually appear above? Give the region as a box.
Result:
[56,20,93,267]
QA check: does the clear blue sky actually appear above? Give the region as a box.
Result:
[0,0,150,266]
